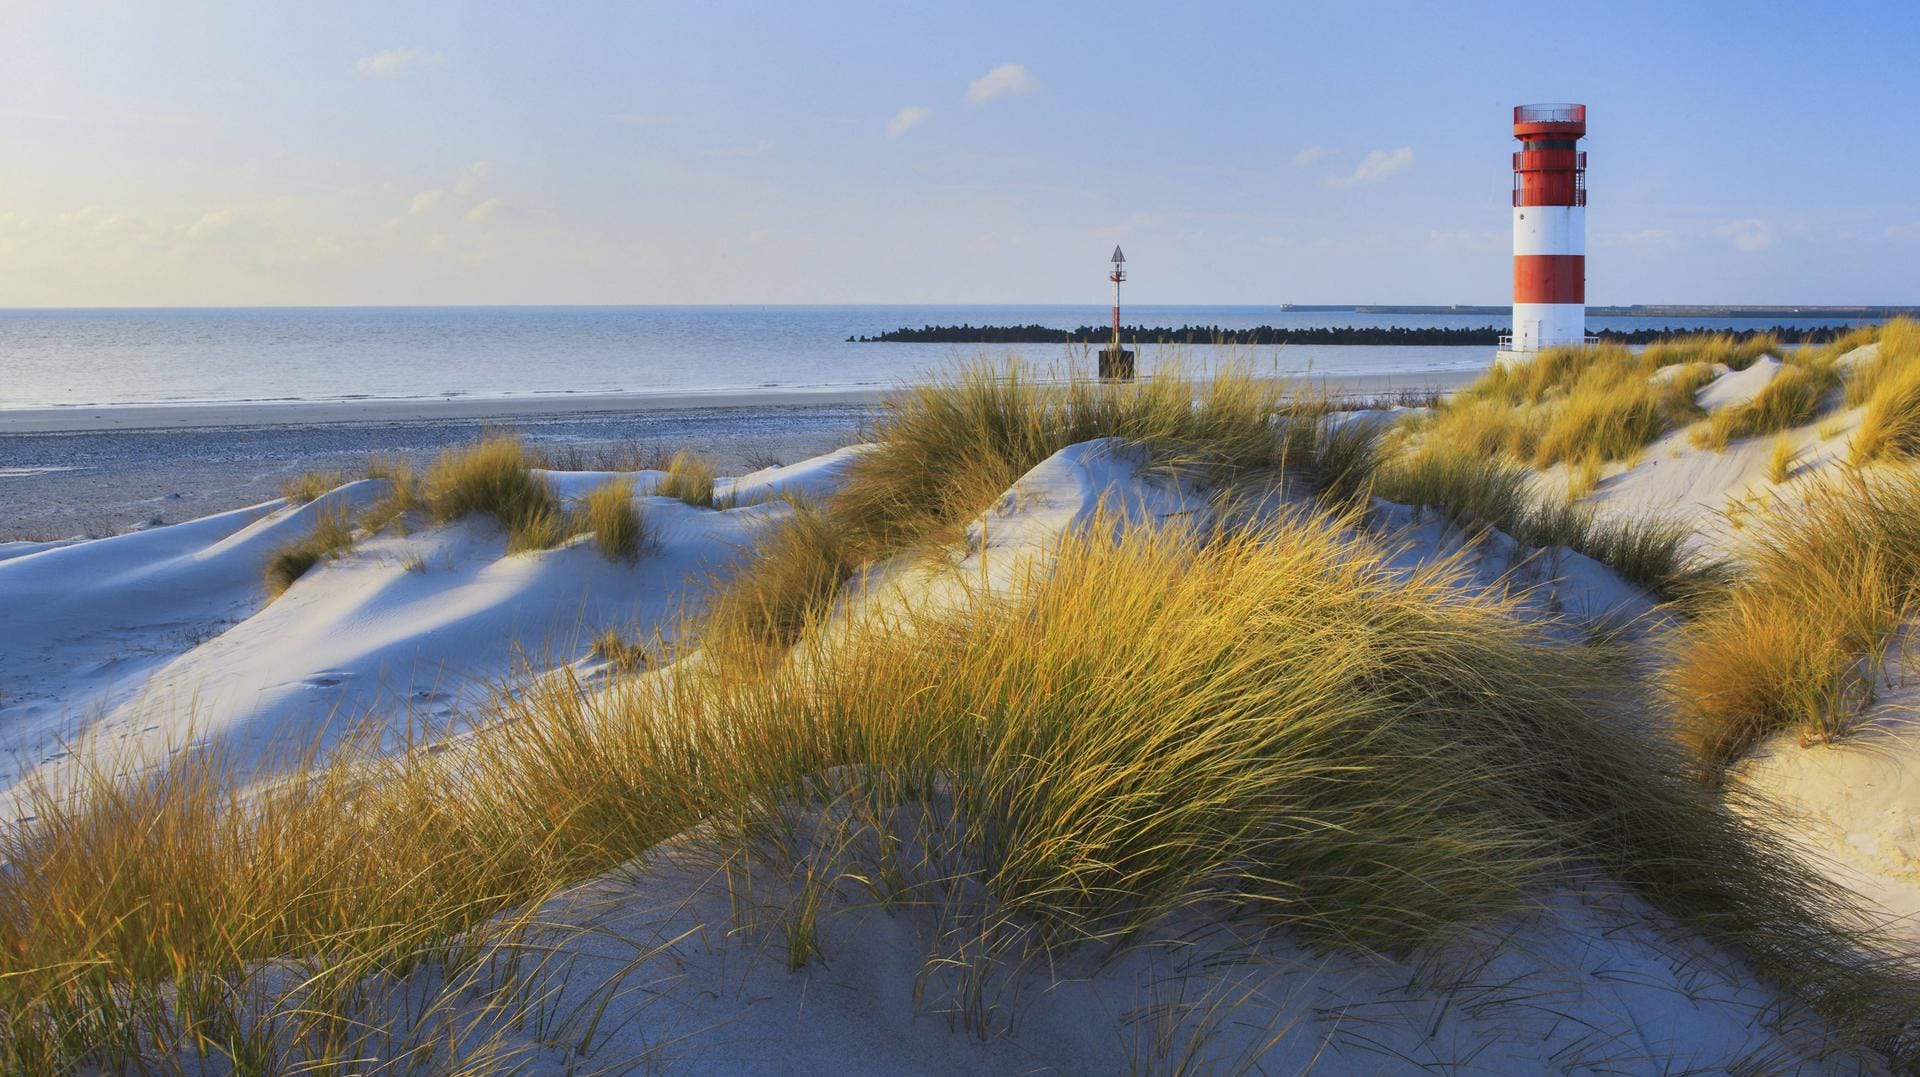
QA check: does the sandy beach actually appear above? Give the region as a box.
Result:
[0,371,1478,539]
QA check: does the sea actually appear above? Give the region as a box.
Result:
[0,305,1881,411]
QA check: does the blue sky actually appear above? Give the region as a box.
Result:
[1,1,1914,306]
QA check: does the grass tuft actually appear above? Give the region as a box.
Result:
[581,477,645,560]
[422,434,569,553]
[657,450,718,508]
[279,470,343,506]
[701,499,859,654]
[1670,467,1920,766]
[1692,362,1838,451]
[1847,319,1920,464]
[833,360,1289,558]
[1368,441,1715,600]
[1766,435,1797,483]
[590,627,649,672]
[263,506,355,597]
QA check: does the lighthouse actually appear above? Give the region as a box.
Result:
[1501,103,1590,364]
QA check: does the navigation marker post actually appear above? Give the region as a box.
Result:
[1100,246,1135,381]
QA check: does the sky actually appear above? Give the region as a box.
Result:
[1,1,1915,308]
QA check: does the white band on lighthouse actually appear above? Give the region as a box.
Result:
[1511,303,1588,352]
[1512,206,1585,257]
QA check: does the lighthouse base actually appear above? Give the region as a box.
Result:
[1099,346,1135,382]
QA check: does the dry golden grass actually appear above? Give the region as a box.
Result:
[832,360,1289,559]
[1843,317,1918,408]
[1429,342,1723,472]
[658,449,717,508]
[1638,331,1780,371]
[580,477,645,560]
[700,499,858,655]
[1691,362,1839,451]
[8,512,1920,1070]
[1670,468,1920,767]
[1565,451,1604,501]
[422,434,569,553]
[589,627,649,672]
[358,457,421,534]
[1355,438,1718,600]
[263,506,355,597]
[1767,435,1797,483]
[1847,319,1920,464]
[278,470,343,506]
[1527,365,1665,467]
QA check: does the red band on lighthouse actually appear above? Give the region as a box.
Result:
[1513,255,1585,304]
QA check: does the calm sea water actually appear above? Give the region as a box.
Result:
[0,305,1877,410]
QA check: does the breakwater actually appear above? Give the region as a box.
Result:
[849,324,1864,346]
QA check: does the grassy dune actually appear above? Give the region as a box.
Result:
[1671,467,1920,765]
[10,351,1920,1070]
[8,511,1920,1070]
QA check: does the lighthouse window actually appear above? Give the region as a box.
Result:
[1523,139,1577,151]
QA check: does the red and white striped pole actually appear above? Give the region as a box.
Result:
[1109,245,1126,346]
[1506,103,1587,360]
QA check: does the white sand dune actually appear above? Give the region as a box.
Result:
[2,385,1915,1070]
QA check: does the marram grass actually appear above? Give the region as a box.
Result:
[423,434,570,553]
[4,512,1918,1070]
[658,449,717,508]
[263,505,355,597]
[580,476,645,560]
[1670,466,1920,767]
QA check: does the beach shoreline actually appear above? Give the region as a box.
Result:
[0,370,1480,539]
[0,369,1479,436]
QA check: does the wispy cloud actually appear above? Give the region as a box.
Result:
[1326,147,1413,187]
[1291,146,1337,166]
[1716,218,1773,252]
[613,113,678,127]
[886,105,931,138]
[355,48,448,76]
[182,209,235,240]
[464,198,503,225]
[967,63,1038,104]
[408,189,444,214]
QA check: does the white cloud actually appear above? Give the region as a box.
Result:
[1326,147,1414,188]
[886,105,931,138]
[1716,218,1773,252]
[355,48,447,76]
[464,198,502,225]
[455,161,491,196]
[182,209,234,240]
[1292,146,1337,166]
[967,63,1038,104]
[408,189,444,214]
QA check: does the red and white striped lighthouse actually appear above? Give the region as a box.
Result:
[1505,103,1589,359]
